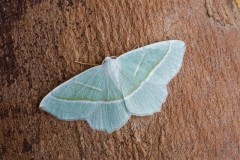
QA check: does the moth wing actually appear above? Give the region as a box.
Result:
[40,66,130,133]
[117,40,186,115]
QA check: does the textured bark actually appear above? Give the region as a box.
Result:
[0,0,240,159]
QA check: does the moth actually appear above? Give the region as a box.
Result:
[40,40,186,133]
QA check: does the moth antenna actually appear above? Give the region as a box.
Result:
[110,56,117,59]
[133,44,139,49]
[75,61,99,66]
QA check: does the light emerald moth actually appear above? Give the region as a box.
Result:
[40,40,186,133]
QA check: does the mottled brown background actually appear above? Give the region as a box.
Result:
[0,0,240,160]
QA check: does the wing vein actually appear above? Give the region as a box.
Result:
[134,52,146,76]
[72,69,100,100]
[74,82,102,91]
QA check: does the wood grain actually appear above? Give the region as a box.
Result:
[0,0,239,159]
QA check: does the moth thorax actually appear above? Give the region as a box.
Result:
[103,58,119,80]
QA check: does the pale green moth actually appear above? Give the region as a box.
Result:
[40,40,186,133]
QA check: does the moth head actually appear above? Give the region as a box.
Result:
[102,56,117,64]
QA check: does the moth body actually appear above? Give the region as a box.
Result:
[103,57,121,89]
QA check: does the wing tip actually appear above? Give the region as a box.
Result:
[168,40,186,60]
[148,40,186,51]
[169,40,186,48]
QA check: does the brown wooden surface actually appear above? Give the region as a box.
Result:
[0,0,240,159]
